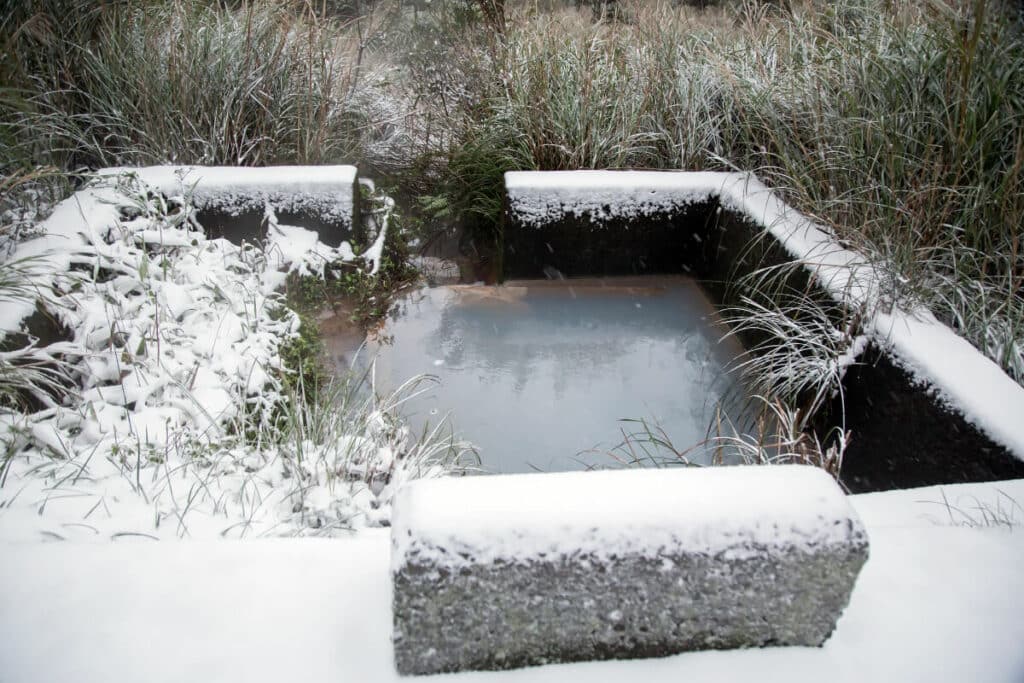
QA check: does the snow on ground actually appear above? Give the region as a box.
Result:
[0,171,439,541]
[1,478,1022,683]
[505,171,1024,461]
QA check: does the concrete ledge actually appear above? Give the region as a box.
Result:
[391,465,868,675]
[502,170,721,279]
[100,165,361,247]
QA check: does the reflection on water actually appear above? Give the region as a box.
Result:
[366,276,745,474]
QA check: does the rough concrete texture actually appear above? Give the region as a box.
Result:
[391,469,869,676]
[393,545,866,675]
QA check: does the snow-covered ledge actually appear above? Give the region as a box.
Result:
[504,171,1024,490]
[391,465,868,675]
[99,165,361,246]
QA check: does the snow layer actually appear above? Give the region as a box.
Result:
[505,171,1024,460]
[98,165,358,223]
[506,170,720,226]
[392,465,862,570]
[2,478,1023,683]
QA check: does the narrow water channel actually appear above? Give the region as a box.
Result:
[350,276,745,474]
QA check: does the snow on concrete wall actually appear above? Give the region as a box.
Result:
[391,465,868,675]
[505,170,721,226]
[99,165,359,228]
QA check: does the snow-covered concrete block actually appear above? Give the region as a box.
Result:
[100,165,361,246]
[505,170,723,227]
[391,465,868,675]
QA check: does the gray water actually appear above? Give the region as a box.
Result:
[367,276,745,474]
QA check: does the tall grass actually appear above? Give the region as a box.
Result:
[595,395,850,482]
[2,0,391,168]
[423,0,1024,385]
[0,252,75,412]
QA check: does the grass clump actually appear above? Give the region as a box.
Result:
[596,395,850,483]
[2,0,393,169]
[284,187,420,330]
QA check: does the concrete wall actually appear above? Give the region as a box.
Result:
[392,466,869,675]
[101,165,362,247]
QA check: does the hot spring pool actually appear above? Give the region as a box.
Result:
[359,276,745,474]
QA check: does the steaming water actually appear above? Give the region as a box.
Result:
[365,276,744,474]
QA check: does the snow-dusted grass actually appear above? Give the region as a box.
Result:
[5,0,1020,388]
[3,0,1021,489]
[0,166,70,250]
[0,172,470,541]
[2,0,399,168]
[598,396,848,480]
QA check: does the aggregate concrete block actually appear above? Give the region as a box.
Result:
[391,465,869,675]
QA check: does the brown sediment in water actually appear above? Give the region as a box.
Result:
[449,284,529,310]
[317,307,366,373]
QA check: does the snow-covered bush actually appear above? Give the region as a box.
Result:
[0,173,471,541]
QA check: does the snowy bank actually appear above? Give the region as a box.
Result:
[1,478,1022,683]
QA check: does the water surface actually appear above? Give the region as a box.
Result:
[367,276,744,473]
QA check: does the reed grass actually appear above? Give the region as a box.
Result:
[2,0,1022,455]
[594,395,850,482]
[2,0,388,168]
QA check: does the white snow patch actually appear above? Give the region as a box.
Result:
[2,479,1024,682]
[392,465,862,570]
